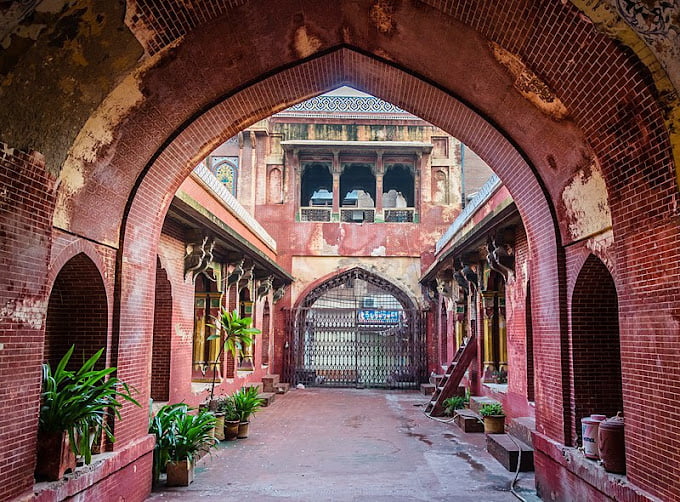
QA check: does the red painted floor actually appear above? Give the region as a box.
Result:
[148,388,538,501]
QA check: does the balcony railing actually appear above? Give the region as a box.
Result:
[340,208,375,223]
[384,208,415,222]
[300,207,332,222]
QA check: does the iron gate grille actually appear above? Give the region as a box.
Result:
[287,269,426,389]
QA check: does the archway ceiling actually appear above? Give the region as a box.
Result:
[0,0,674,249]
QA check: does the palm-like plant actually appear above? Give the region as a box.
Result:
[149,403,187,484]
[40,345,140,465]
[169,408,217,464]
[207,307,261,400]
[232,386,264,423]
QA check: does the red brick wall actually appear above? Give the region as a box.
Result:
[0,145,55,500]
[25,2,677,499]
[571,254,622,438]
[151,259,172,401]
[45,253,108,371]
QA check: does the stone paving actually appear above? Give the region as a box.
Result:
[148,388,539,501]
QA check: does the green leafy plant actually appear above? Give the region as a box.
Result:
[479,402,504,417]
[217,395,240,422]
[168,407,217,464]
[149,403,217,482]
[40,345,140,465]
[149,403,187,484]
[207,308,261,400]
[231,386,264,423]
[442,396,466,416]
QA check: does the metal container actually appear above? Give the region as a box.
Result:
[598,412,626,474]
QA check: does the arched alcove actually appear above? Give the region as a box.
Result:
[291,267,423,389]
[151,258,172,402]
[301,163,332,207]
[45,253,108,370]
[383,164,414,207]
[572,255,622,443]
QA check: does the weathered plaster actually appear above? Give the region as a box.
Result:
[570,0,680,191]
[0,298,47,330]
[369,0,396,34]
[290,256,423,307]
[489,42,569,121]
[0,0,143,174]
[54,69,146,230]
[561,158,612,242]
[292,25,323,59]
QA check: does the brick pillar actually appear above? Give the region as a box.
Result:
[0,144,56,500]
[375,150,384,218]
[332,150,340,216]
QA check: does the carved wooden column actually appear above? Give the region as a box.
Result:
[498,296,507,372]
[481,292,496,381]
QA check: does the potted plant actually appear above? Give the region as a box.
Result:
[206,308,261,403]
[149,403,187,486]
[231,386,263,439]
[164,405,217,486]
[479,403,505,434]
[442,396,466,417]
[37,346,139,481]
[217,396,241,441]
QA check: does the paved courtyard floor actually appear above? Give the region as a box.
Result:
[148,388,539,501]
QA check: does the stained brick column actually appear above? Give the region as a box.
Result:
[375,150,384,216]
[0,144,56,499]
[332,150,340,215]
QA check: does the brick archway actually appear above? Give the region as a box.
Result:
[39,2,677,498]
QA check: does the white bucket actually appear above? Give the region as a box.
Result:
[582,414,606,459]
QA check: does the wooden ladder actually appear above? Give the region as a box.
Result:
[425,334,477,417]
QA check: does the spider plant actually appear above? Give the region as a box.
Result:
[40,345,140,465]
[206,307,261,400]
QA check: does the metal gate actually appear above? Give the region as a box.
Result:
[286,268,426,389]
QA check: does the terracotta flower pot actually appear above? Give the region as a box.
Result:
[166,459,194,487]
[35,430,77,481]
[224,420,240,441]
[483,415,505,434]
[237,421,250,439]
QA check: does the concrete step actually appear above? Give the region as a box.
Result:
[506,416,535,447]
[420,383,436,395]
[454,409,484,433]
[258,392,276,407]
[245,382,263,393]
[262,375,281,393]
[469,396,500,415]
[486,434,534,472]
[274,382,290,394]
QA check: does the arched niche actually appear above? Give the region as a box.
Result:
[45,253,108,371]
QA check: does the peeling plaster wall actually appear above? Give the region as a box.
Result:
[290,256,423,308]
[0,0,143,174]
[560,158,612,242]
